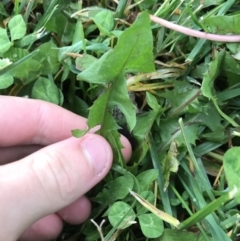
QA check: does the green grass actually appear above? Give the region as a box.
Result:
[1,0,240,240]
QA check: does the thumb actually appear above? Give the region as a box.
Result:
[0,134,113,240]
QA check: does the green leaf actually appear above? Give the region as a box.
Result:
[0,2,9,17]
[185,103,223,132]
[77,12,155,83]
[137,169,158,192]
[146,92,161,112]
[32,77,61,104]
[160,118,199,147]
[0,28,12,54]
[138,213,164,238]
[4,47,42,82]
[75,54,97,71]
[92,10,114,36]
[133,111,159,139]
[89,77,135,162]
[8,14,27,41]
[71,129,88,138]
[162,140,179,190]
[201,50,238,127]
[201,50,225,99]
[108,201,136,229]
[94,174,134,204]
[203,14,240,34]
[0,58,12,70]
[161,81,200,116]
[0,73,13,89]
[33,41,60,74]
[223,147,240,202]
[135,0,155,11]
[76,12,155,161]
[222,51,240,75]
[155,228,204,241]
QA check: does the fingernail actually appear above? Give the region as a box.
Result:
[80,134,112,175]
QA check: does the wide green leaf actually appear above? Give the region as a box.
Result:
[4,47,42,82]
[201,50,225,99]
[8,14,27,41]
[92,10,114,36]
[138,213,164,238]
[77,12,155,163]
[154,228,204,241]
[75,54,97,71]
[137,169,158,192]
[0,28,12,54]
[108,201,136,229]
[32,77,61,104]
[201,50,238,127]
[77,12,155,83]
[203,14,240,34]
[0,73,13,89]
[94,174,134,204]
[223,147,240,203]
[33,41,60,74]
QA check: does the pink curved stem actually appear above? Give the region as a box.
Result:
[150,15,240,43]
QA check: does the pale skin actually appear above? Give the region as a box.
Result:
[0,96,132,241]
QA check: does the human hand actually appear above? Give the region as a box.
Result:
[0,96,132,241]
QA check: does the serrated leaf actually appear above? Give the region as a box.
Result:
[108,201,136,229]
[201,129,226,142]
[8,14,27,41]
[201,50,225,99]
[138,213,164,238]
[146,92,161,112]
[161,81,200,116]
[200,50,239,127]
[177,124,199,146]
[77,12,155,83]
[76,12,155,162]
[203,14,240,34]
[110,78,137,131]
[185,103,223,132]
[32,77,61,104]
[160,118,199,146]
[88,77,135,163]
[0,28,12,54]
[223,147,240,203]
[133,111,158,140]
[87,90,116,129]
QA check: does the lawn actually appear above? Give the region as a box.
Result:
[1,0,240,240]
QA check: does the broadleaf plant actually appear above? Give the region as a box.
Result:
[77,11,155,163]
[2,1,240,240]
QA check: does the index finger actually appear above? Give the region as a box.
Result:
[0,96,88,147]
